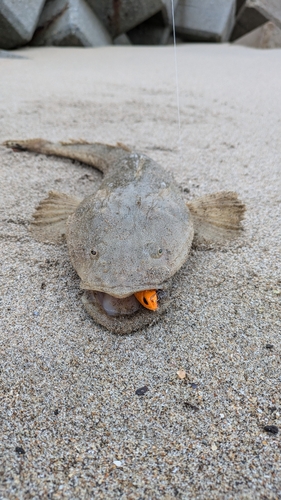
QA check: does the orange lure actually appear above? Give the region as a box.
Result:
[134,290,158,311]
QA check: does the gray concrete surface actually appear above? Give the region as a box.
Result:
[32,0,111,47]
[231,0,281,41]
[234,21,281,48]
[127,8,170,45]
[113,33,131,46]
[0,0,45,49]
[175,0,236,42]
[86,0,163,37]
[236,0,246,14]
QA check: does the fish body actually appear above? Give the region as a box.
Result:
[4,139,245,334]
[67,152,194,297]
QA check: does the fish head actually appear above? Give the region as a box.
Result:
[67,182,193,296]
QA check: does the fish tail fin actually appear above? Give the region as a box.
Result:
[30,191,81,244]
[187,191,246,246]
[4,138,54,154]
[3,138,131,174]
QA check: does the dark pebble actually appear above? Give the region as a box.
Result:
[265,344,274,349]
[263,425,278,435]
[269,406,277,413]
[135,386,149,396]
[184,402,199,411]
[15,446,25,455]
[41,282,46,289]
[54,409,59,415]
[190,383,198,389]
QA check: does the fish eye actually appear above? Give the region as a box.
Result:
[148,245,164,259]
[90,249,98,257]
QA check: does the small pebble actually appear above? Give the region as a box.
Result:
[135,386,149,396]
[15,446,25,455]
[184,402,199,411]
[263,425,278,435]
[177,369,186,379]
[269,406,276,412]
[54,409,59,415]
[190,383,198,389]
[265,344,274,349]
[113,460,123,467]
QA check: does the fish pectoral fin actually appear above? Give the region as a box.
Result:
[187,191,246,246]
[30,191,81,244]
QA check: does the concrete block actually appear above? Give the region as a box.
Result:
[113,34,131,45]
[162,0,179,25]
[236,0,246,14]
[231,0,281,41]
[127,6,170,45]
[175,0,236,42]
[32,0,112,47]
[86,0,163,37]
[234,20,281,48]
[0,0,45,49]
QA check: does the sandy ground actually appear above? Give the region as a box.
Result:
[0,44,281,499]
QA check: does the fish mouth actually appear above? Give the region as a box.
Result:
[85,289,166,317]
[96,291,141,316]
[81,283,172,334]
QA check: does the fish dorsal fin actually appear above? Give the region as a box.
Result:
[30,191,81,244]
[187,191,246,246]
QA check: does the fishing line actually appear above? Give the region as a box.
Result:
[170,0,182,153]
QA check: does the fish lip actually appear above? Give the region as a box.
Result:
[80,282,166,299]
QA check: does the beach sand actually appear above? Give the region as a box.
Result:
[0,44,281,498]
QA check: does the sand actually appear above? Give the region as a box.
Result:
[0,44,281,499]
